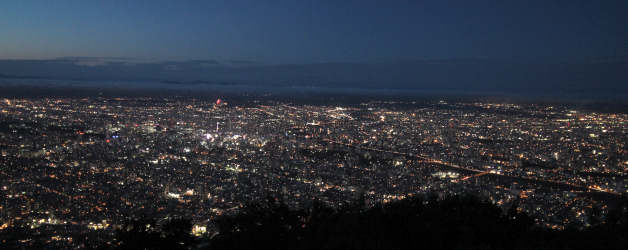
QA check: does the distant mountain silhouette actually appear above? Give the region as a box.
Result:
[1,58,627,96]
[0,73,42,79]
[159,80,242,86]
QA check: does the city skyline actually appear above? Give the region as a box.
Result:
[0,96,626,248]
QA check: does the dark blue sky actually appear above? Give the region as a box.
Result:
[2,0,627,63]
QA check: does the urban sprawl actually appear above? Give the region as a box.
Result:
[0,97,626,247]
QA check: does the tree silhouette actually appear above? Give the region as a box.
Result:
[110,193,628,250]
[115,217,194,250]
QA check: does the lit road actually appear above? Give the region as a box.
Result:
[320,138,621,196]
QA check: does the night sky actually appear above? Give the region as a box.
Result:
[2,0,627,63]
[1,1,627,94]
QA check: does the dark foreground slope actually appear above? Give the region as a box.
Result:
[107,194,628,250]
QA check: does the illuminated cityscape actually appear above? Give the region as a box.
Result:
[2,1,628,248]
[0,96,626,247]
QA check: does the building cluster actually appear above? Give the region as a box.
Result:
[0,97,626,247]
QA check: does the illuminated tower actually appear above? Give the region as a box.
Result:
[445,119,457,147]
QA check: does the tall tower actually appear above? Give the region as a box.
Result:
[445,119,457,147]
